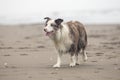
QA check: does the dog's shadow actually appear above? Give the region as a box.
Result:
[46,63,96,70]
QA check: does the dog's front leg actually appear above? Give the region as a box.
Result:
[69,54,76,67]
[53,53,62,68]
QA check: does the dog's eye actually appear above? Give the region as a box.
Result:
[51,24,57,27]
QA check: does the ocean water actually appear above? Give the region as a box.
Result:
[0,10,120,24]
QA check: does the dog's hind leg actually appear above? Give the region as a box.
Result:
[81,49,88,62]
[53,53,62,68]
[75,54,79,65]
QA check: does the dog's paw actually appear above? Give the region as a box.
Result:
[83,56,88,62]
[69,63,76,67]
[53,64,60,68]
[76,63,79,65]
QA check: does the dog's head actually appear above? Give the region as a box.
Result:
[44,17,63,36]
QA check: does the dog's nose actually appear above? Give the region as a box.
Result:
[44,28,47,32]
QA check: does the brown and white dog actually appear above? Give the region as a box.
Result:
[44,17,88,67]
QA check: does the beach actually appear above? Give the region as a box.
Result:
[0,24,120,80]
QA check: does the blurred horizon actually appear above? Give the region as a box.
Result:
[0,0,120,24]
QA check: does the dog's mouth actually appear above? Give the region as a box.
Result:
[45,31,54,36]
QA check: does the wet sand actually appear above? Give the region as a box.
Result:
[0,24,120,80]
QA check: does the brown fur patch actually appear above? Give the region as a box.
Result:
[67,21,87,55]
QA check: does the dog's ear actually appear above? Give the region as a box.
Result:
[44,17,51,23]
[44,17,51,20]
[55,18,63,25]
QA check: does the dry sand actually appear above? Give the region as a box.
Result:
[0,24,120,80]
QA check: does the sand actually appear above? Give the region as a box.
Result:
[0,24,120,80]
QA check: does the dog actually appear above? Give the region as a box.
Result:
[44,17,88,67]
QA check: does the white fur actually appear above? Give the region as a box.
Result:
[53,23,73,53]
[44,20,54,32]
[69,54,76,67]
[53,53,62,67]
[52,23,73,67]
[81,49,88,61]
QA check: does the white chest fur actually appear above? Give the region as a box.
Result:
[53,24,73,53]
